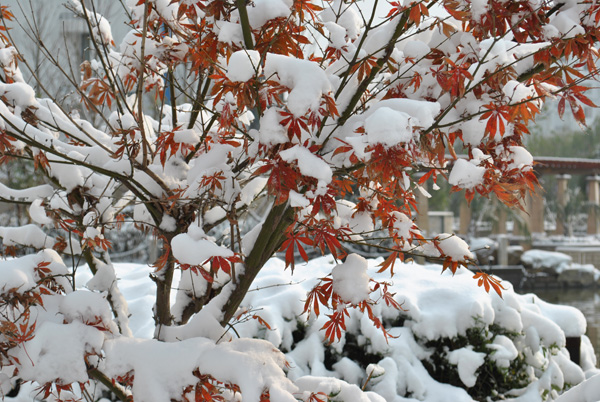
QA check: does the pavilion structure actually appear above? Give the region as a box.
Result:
[414,157,600,237]
[456,157,600,236]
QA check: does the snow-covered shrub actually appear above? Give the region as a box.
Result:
[421,324,531,399]
[521,250,600,287]
[521,250,573,274]
[239,256,599,401]
[1,0,600,401]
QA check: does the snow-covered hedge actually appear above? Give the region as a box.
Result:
[521,250,574,273]
[521,249,600,287]
[6,255,595,402]
[238,256,599,401]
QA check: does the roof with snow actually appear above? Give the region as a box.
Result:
[533,157,600,175]
[451,155,600,175]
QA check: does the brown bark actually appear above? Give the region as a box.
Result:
[220,202,295,325]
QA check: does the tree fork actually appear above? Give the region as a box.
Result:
[220,201,295,325]
[88,367,130,402]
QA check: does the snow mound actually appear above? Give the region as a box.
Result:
[236,256,598,401]
[521,250,573,273]
[5,255,595,402]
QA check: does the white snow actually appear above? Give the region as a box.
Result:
[0,82,37,108]
[264,54,332,117]
[521,250,572,273]
[448,158,486,189]
[367,99,441,129]
[331,254,371,304]
[460,118,486,146]
[470,0,489,20]
[487,335,519,368]
[289,190,310,208]
[0,183,53,202]
[436,233,474,261]
[324,21,348,48]
[503,80,537,103]
[28,199,53,226]
[403,40,431,59]
[1,252,594,402]
[295,376,385,402]
[0,224,55,249]
[279,145,333,185]
[392,211,417,242]
[60,290,117,332]
[227,50,261,82]
[258,108,289,145]
[364,107,414,147]
[556,374,600,402]
[16,321,105,384]
[447,347,486,387]
[246,0,293,29]
[103,337,298,402]
[506,146,534,171]
[171,233,234,266]
[235,256,597,401]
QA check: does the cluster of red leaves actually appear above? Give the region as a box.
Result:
[0,5,14,43]
[309,220,349,261]
[232,308,273,330]
[33,151,50,172]
[178,370,242,402]
[112,129,141,161]
[80,73,115,110]
[280,229,313,270]
[350,56,378,82]
[36,382,86,402]
[180,263,215,283]
[1,312,36,353]
[155,128,196,167]
[303,392,329,402]
[211,70,258,109]
[279,216,351,271]
[0,130,17,156]
[83,235,112,252]
[113,370,135,389]
[473,271,505,298]
[431,57,473,98]
[303,275,403,344]
[556,83,597,124]
[253,155,301,205]
[179,254,242,282]
[291,0,323,23]
[199,170,227,193]
[254,17,310,57]
[387,1,429,26]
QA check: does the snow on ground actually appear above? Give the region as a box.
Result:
[521,250,573,273]
[236,256,599,401]
[5,255,600,402]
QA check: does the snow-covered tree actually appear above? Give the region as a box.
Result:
[0,0,599,400]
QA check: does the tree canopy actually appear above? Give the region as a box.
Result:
[0,0,599,400]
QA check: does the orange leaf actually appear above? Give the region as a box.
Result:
[473,271,505,298]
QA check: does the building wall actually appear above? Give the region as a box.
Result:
[2,0,129,97]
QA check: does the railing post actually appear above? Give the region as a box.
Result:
[587,175,600,235]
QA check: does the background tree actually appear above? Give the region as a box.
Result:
[0,0,599,401]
